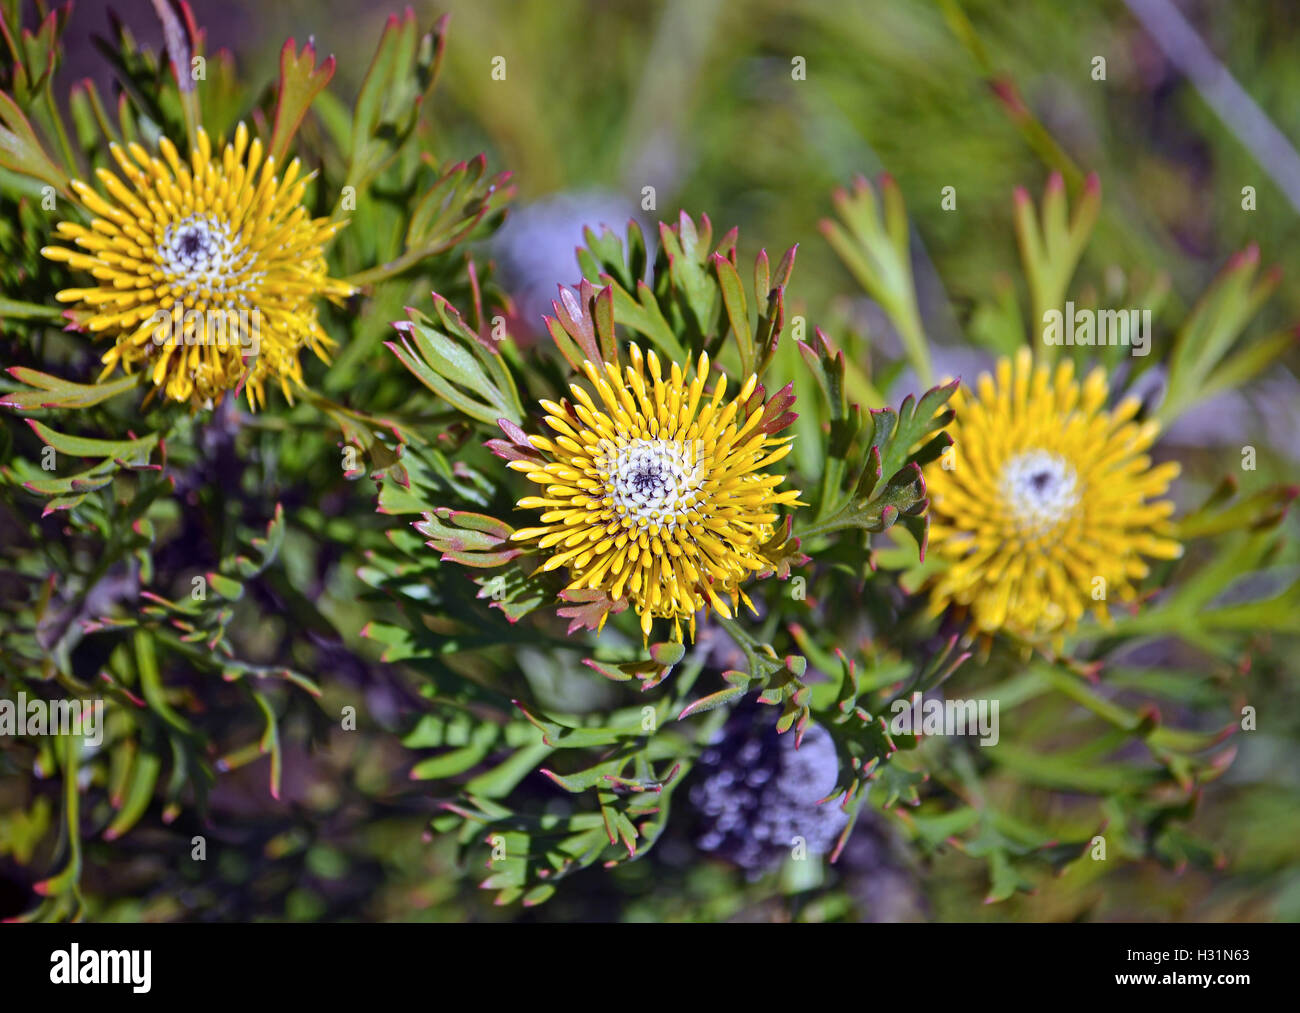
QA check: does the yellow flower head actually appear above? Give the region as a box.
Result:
[926,348,1182,642]
[507,344,800,641]
[41,123,354,410]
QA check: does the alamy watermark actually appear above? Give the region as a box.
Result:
[148,307,262,355]
[50,945,151,993]
[1042,301,1151,356]
[889,691,999,746]
[0,692,103,747]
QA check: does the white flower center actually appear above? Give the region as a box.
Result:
[159,214,256,294]
[1000,449,1080,531]
[605,438,704,529]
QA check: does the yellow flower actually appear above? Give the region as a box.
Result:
[41,123,354,410]
[926,348,1181,643]
[508,344,800,641]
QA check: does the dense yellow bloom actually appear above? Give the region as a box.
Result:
[508,345,800,641]
[41,124,354,410]
[926,348,1182,643]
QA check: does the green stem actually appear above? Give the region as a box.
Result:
[794,501,861,543]
[894,309,934,387]
[1034,661,1220,753]
[714,612,777,677]
[341,237,459,289]
[44,91,79,179]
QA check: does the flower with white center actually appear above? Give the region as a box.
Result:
[506,344,801,641]
[41,123,354,410]
[925,348,1182,643]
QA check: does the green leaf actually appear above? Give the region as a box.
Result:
[0,89,69,193]
[348,11,445,192]
[103,749,161,842]
[410,723,499,779]
[25,420,158,461]
[822,175,932,382]
[268,40,335,164]
[1,369,141,412]
[1160,245,1279,423]
[875,378,959,483]
[206,572,244,601]
[388,304,522,426]
[0,297,64,322]
[713,253,753,375]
